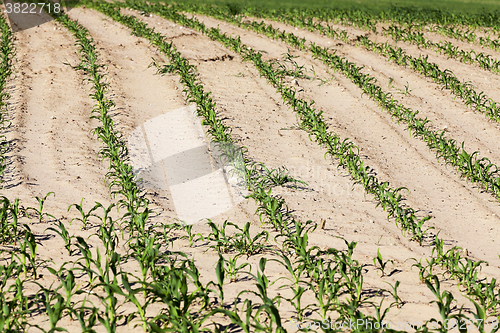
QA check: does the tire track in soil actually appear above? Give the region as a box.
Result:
[121,9,484,323]
[198,15,500,266]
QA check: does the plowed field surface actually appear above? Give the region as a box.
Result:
[1,3,499,332]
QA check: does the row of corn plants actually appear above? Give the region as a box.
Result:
[426,24,500,52]
[0,13,19,250]
[48,9,163,332]
[114,0,434,245]
[383,24,500,74]
[190,7,500,205]
[355,36,500,122]
[116,3,500,327]
[210,4,500,37]
[0,12,58,331]
[279,5,500,34]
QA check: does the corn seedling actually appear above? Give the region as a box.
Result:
[222,253,251,283]
[25,192,55,223]
[424,274,468,333]
[46,220,76,256]
[179,224,204,247]
[34,286,67,333]
[68,199,103,230]
[72,299,99,333]
[228,221,270,257]
[373,248,395,277]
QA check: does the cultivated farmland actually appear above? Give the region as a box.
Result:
[1,0,500,332]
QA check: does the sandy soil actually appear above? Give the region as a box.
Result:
[1,4,500,332]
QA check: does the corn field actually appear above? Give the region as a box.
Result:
[0,0,500,332]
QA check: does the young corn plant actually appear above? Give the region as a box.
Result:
[424,274,468,333]
[237,258,286,333]
[373,248,395,277]
[72,299,99,333]
[228,221,270,257]
[179,224,204,246]
[121,273,149,330]
[0,261,29,332]
[46,266,78,312]
[0,197,22,245]
[15,225,41,279]
[25,192,55,223]
[222,253,251,282]
[34,286,67,333]
[68,199,103,230]
[273,253,313,321]
[46,220,76,256]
